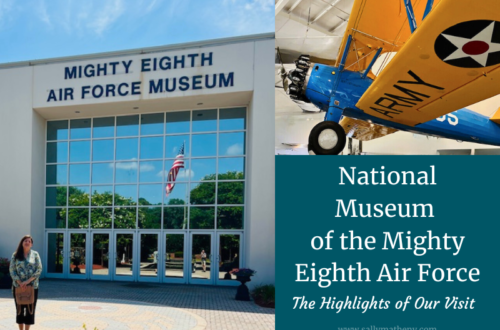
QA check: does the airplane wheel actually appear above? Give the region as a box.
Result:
[308,121,346,155]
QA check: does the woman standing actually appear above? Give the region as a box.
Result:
[9,235,42,330]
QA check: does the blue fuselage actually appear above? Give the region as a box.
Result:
[304,64,500,146]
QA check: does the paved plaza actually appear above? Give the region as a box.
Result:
[0,279,275,330]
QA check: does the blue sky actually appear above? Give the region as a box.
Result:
[0,0,274,64]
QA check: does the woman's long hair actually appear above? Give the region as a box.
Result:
[15,235,33,261]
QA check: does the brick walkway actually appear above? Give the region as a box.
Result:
[0,279,275,330]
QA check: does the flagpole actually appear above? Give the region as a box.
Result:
[183,140,187,230]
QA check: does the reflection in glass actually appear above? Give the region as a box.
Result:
[116,234,133,277]
[114,207,137,229]
[116,138,138,160]
[70,233,86,275]
[164,160,189,182]
[139,184,163,205]
[141,113,164,135]
[68,186,90,206]
[191,234,211,279]
[70,141,91,162]
[69,164,90,184]
[192,134,216,157]
[70,119,91,139]
[92,234,109,276]
[166,234,184,278]
[218,234,241,280]
[190,182,215,205]
[165,183,188,205]
[218,157,245,179]
[165,135,190,158]
[92,139,114,161]
[47,120,68,141]
[217,207,244,229]
[68,208,89,228]
[140,234,158,277]
[47,142,68,163]
[218,182,244,204]
[114,185,137,205]
[166,111,190,134]
[46,165,67,185]
[91,208,112,228]
[140,137,163,159]
[92,163,114,184]
[47,233,64,273]
[192,109,217,132]
[46,208,66,228]
[91,185,113,206]
[164,207,188,229]
[190,159,216,181]
[115,162,138,183]
[219,108,246,131]
[46,187,67,207]
[139,161,163,183]
[219,132,245,156]
[138,207,161,229]
[93,117,115,138]
[117,115,139,137]
[190,207,215,229]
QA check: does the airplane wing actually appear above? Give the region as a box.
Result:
[339,117,398,141]
[335,0,439,77]
[356,0,500,127]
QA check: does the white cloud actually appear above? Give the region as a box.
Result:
[226,143,243,155]
[37,0,51,27]
[157,169,194,179]
[87,0,125,35]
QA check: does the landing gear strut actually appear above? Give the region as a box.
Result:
[308,121,346,155]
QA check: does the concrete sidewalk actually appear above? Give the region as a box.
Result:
[0,279,275,330]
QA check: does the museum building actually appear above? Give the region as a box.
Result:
[0,33,275,286]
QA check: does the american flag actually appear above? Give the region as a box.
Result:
[166,143,185,196]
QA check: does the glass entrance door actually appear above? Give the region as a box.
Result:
[189,233,214,284]
[90,232,111,280]
[164,233,186,283]
[67,232,87,279]
[114,232,135,281]
[46,232,65,278]
[138,233,159,282]
[216,233,242,286]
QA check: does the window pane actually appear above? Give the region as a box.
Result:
[139,184,163,206]
[91,185,113,206]
[140,137,163,159]
[47,142,68,163]
[69,186,90,206]
[191,158,216,181]
[190,182,215,205]
[164,160,190,182]
[69,164,90,184]
[165,135,190,158]
[218,157,245,179]
[218,182,244,204]
[190,207,215,229]
[166,111,190,134]
[219,132,245,156]
[91,208,112,228]
[47,233,65,273]
[192,109,217,132]
[117,115,139,137]
[165,183,188,206]
[116,138,138,160]
[114,207,137,229]
[46,208,66,228]
[46,165,67,185]
[93,139,114,161]
[92,163,114,184]
[68,208,89,229]
[115,185,137,205]
[47,120,68,140]
[138,207,162,229]
[70,119,91,139]
[192,134,216,157]
[164,207,187,229]
[93,117,115,138]
[70,141,91,162]
[139,161,163,183]
[220,108,246,131]
[46,187,67,207]
[141,113,164,135]
[115,162,138,183]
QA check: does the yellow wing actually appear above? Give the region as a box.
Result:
[340,117,398,141]
[336,0,440,76]
[356,0,500,126]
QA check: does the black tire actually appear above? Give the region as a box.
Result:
[308,121,346,155]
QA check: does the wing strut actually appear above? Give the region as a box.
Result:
[338,34,352,72]
[361,47,382,79]
[422,0,434,20]
[404,0,417,33]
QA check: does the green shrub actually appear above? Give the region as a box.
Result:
[252,284,275,304]
[175,251,183,258]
